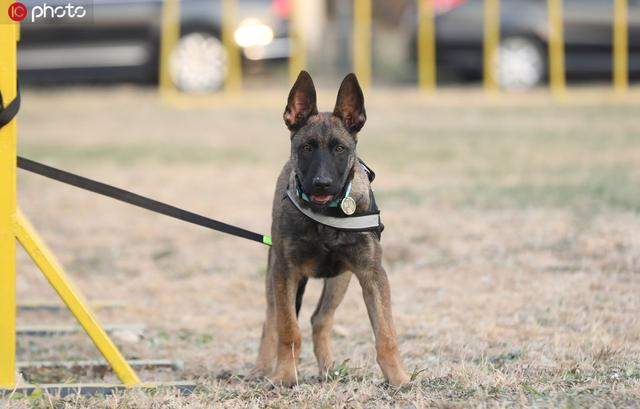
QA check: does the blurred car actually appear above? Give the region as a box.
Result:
[18,0,291,92]
[407,0,640,89]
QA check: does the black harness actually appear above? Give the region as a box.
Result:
[286,158,384,239]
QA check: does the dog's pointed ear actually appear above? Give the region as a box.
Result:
[333,73,366,134]
[283,71,318,131]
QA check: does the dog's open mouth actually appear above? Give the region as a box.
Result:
[310,194,334,205]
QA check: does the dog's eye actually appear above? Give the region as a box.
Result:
[335,145,345,153]
[302,144,313,152]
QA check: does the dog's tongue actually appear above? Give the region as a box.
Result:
[310,194,334,204]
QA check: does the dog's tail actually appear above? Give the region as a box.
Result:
[295,277,308,318]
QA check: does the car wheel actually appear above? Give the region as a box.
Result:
[169,32,227,93]
[497,36,544,90]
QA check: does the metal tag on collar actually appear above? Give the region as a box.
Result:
[339,182,356,215]
[340,196,356,215]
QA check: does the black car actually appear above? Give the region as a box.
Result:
[407,0,640,89]
[18,0,291,91]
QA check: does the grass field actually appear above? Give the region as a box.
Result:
[3,86,640,408]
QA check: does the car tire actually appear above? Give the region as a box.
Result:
[169,32,227,93]
[496,36,545,90]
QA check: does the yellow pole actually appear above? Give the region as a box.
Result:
[289,0,307,83]
[483,0,500,92]
[548,0,566,97]
[614,0,628,94]
[418,0,436,91]
[222,0,242,93]
[353,0,371,88]
[159,0,180,94]
[0,20,18,390]
[15,210,141,386]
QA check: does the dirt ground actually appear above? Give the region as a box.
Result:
[3,85,640,408]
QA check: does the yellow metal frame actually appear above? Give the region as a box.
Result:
[547,0,566,97]
[417,0,436,91]
[15,211,140,386]
[483,0,500,92]
[0,23,140,390]
[288,0,306,84]
[158,0,180,95]
[614,0,628,94]
[222,0,242,93]
[353,0,372,88]
[0,22,18,390]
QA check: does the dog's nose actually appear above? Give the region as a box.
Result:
[312,176,333,189]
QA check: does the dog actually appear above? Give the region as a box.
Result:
[253,71,409,387]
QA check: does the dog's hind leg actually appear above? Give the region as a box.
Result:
[311,272,352,378]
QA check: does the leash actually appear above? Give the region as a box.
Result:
[17,157,272,246]
[0,85,271,246]
[0,83,20,128]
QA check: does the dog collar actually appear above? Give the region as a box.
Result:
[295,175,353,211]
[286,189,381,232]
[286,159,382,233]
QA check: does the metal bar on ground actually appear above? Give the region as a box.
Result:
[18,300,125,312]
[0,20,18,390]
[159,0,180,94]
[14,209,141,386]
[18,359,182,371]
[483,0,500,92]
[418,0,436,91]
[353,0,372,88]
[222,0,242,93]
[289,0,306,83]
[17,324,145,337]
[614,0,628,94]
[547,0,566,96]
[0,382,196,398]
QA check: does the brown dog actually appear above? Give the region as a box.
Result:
[253,71,409,387]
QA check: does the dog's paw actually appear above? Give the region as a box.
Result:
[386,370,411,387]
[269,367,298,387]
[247,366,272,381]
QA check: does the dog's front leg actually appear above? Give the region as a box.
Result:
[270,266,302,386]
[311,272,352,377]
[252,259,277,378]
[356,266,410,387]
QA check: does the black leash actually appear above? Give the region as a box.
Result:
[17,157,272,246]
[1,85,271,246]
[0,84,20,128]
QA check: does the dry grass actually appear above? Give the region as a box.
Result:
[2,86,640,408]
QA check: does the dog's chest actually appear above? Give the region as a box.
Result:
[290,227,370,278]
